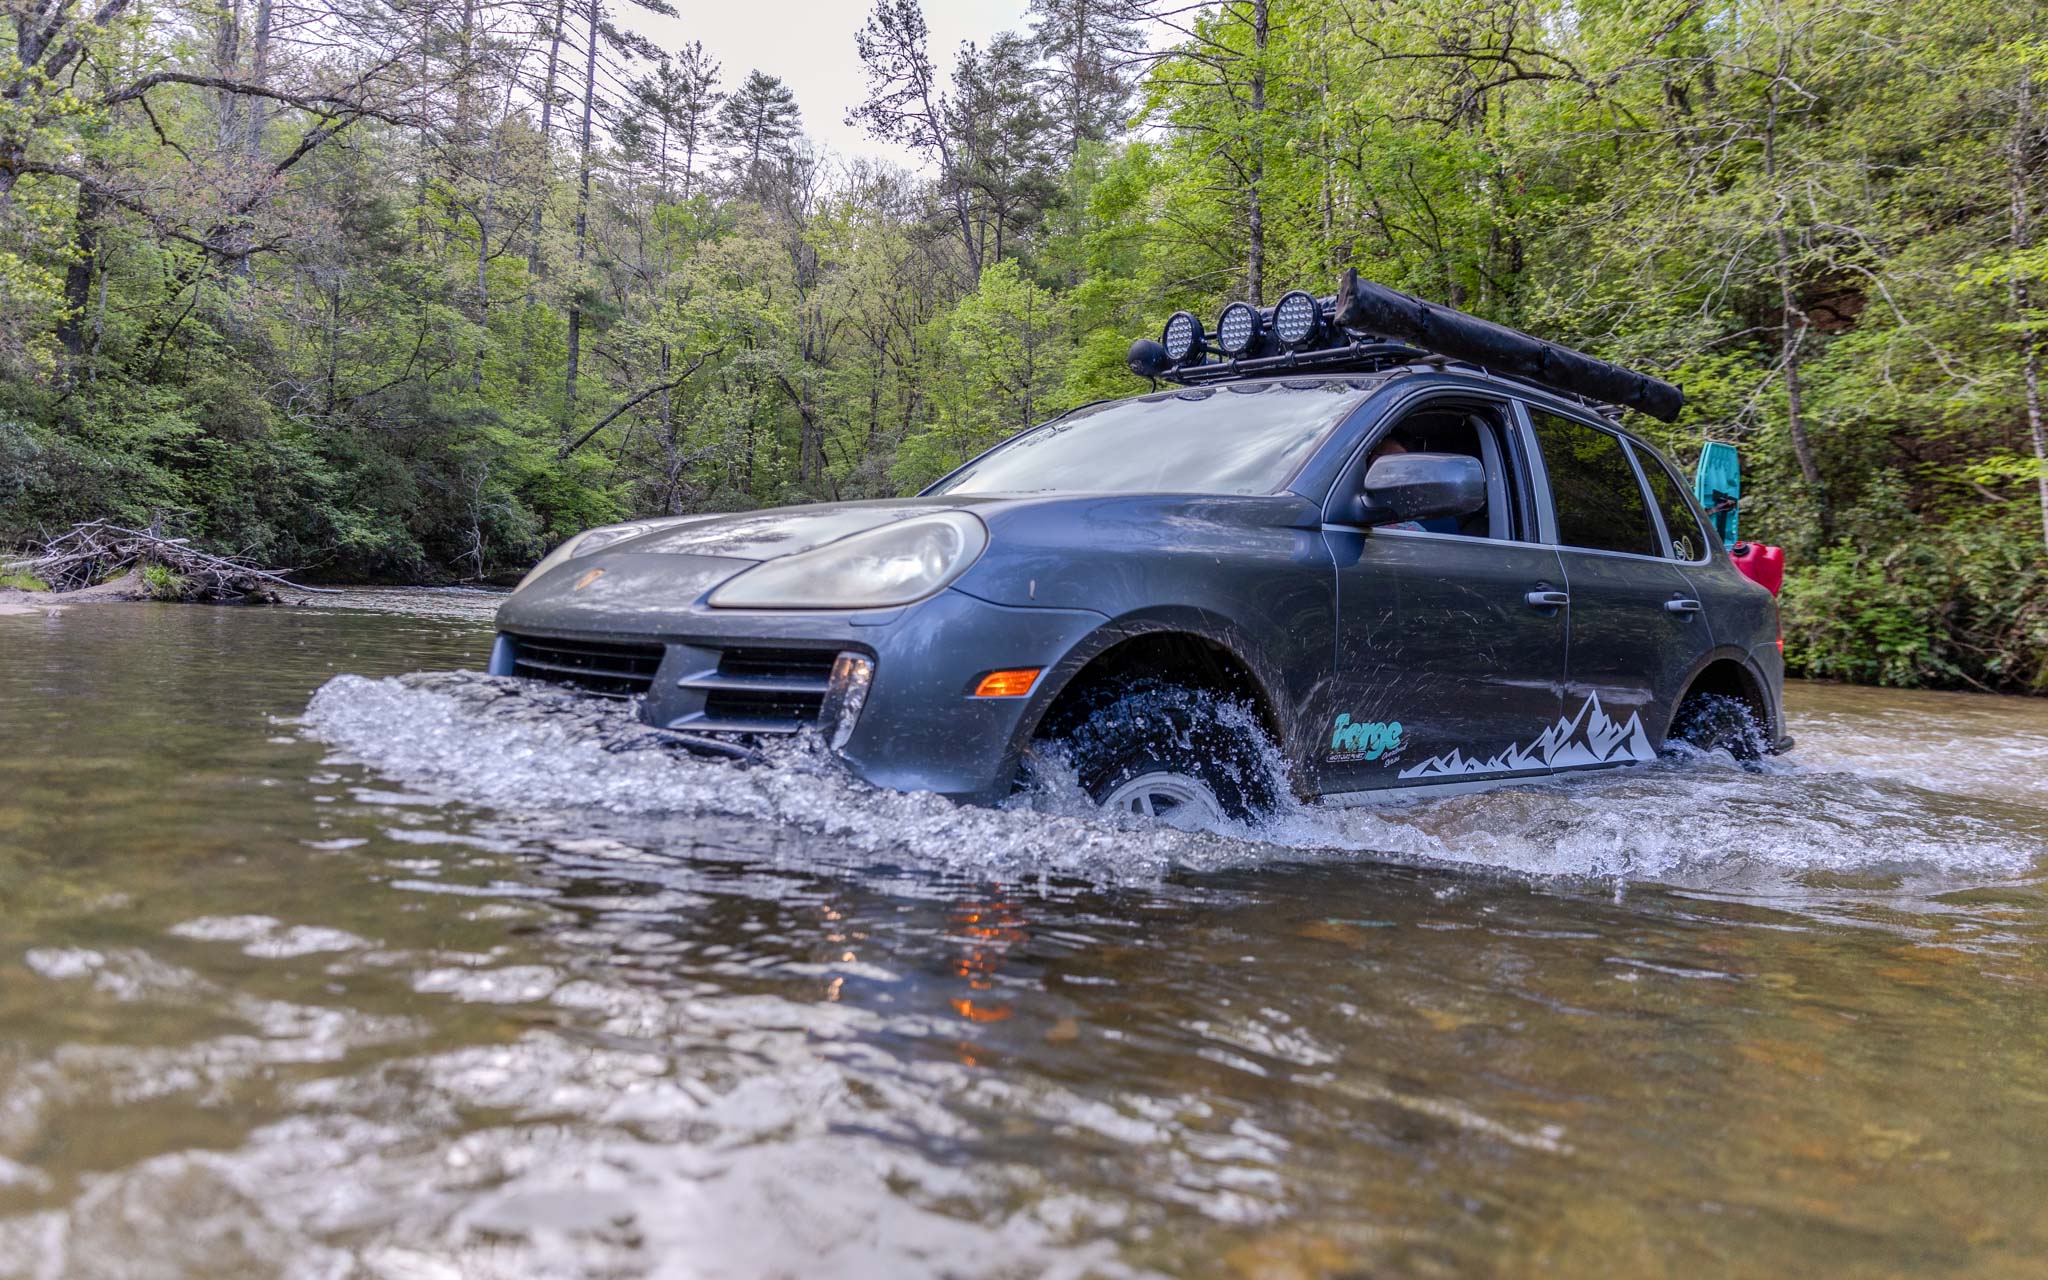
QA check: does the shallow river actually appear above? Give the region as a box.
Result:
[3,592,2047,1278]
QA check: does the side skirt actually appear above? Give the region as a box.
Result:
[1317,760,1639,807]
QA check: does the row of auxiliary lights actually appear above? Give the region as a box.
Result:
[1161,291,1330,365]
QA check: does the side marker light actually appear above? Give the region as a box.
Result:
[972,668,1041,698]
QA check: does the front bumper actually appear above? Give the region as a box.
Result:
[492,555,1106,804]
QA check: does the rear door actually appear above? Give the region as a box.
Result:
[1320,393,1567,795]
[1522,407,1717,767]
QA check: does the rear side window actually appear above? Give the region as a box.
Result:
[1528,410,1661,557]
[1634,444,1708,561]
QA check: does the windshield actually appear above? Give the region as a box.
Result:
[926,381,1372,497]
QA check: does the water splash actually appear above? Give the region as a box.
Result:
[300,673,2047,891]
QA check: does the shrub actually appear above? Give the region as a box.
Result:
[139,562,188,601]
[1783,522,2048,693]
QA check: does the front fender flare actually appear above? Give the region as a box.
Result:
[1008,605,1294,756]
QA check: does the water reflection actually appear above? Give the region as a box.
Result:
[1,598,2045,1277]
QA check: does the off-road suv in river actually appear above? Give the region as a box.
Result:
[491,272,1789,824]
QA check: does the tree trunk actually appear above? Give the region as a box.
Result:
[460,0,490,392]
[213,0,244,153]
[2011,73,2048,555]
[1245,0,1268,303]
[57,184,103,376]
[244,0,274,162]
[231,0,273,280]
[325,282,343,414]
[1764,72,1828,536]
[526,0,567,294]
[565,0,600,415]
[2023,330,2048,556]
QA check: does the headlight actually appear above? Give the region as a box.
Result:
[708,512,988,609]
[513,521,678,593]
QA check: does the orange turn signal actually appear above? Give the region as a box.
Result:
[972,668,1041,698]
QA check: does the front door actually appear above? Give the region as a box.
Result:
[1319,396,1568,796]
[1524,408,1718,765]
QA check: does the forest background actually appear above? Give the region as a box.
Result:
[3,0,2045,691]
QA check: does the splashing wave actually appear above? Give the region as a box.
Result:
[300,673,2046,888]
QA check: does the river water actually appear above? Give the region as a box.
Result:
[2,592,2046,1278]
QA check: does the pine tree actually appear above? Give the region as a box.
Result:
[1027,0,1141,158]
[718,70,802,200]
[950,33,1059,266]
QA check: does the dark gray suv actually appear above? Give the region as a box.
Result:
[490,359,1788,824]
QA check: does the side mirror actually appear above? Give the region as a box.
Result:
[1347,452,1487,527]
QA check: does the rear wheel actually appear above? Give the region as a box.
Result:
[1048,678,1280,824]
[1670,691,1767,761]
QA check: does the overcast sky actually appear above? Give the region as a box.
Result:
[625,0,1039,173]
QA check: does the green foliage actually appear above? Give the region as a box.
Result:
[894,260,1070,490]
[138,562,186,601]
[0,0,2043,689]
[1785,524,2048,692]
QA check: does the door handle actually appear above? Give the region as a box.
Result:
[1525,590,1570,610]
[1664,598,1703,614]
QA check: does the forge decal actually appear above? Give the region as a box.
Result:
[1327,714,1404,763]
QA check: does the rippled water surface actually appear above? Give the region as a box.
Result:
[4,593,2047,1278]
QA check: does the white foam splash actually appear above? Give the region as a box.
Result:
[299,673,2046,890]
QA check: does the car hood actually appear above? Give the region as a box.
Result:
[607,496,1006,562]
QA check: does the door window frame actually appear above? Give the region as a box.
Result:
[1319,388,1543,545]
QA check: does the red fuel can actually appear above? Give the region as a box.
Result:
[1729,542,1785,596]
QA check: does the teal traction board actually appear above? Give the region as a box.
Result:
[1694,441,1740,544]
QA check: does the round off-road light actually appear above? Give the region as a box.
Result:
[1273,290,1322,348]
[1216,301,1260,357]
[1161,311,1203,364]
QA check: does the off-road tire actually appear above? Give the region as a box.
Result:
[1047,677,1281,822]
[1670,691,1766,762]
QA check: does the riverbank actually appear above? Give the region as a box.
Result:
[0,569,157,613]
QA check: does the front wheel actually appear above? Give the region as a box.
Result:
[1047,678,1282,825]
[1100,765,1226,827]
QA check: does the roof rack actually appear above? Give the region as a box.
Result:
[1127,268,1684,424]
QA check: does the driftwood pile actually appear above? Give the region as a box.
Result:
[4,521,338,601]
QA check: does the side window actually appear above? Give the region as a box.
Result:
[1634,443,1709,561]
[1358,402,1515,539]
[1528,410,1661,557]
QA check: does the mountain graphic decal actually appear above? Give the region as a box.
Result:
[1396,692,1657,780]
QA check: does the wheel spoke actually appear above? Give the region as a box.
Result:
[1102,772,1223,827]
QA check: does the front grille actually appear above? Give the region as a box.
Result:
[508,634,664,699]
[677,646,839,734]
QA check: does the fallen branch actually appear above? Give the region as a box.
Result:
[5,521,341,601]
